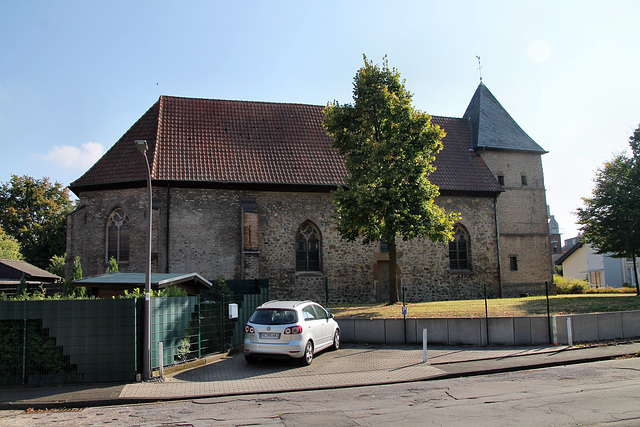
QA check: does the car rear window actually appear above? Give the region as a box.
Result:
[249,309,298,325]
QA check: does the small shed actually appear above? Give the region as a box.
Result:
[73,272,213,298]
[0,259,62,296]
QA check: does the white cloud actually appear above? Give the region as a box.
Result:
[37,142,105,170]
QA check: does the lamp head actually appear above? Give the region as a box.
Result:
[134,140,148,153]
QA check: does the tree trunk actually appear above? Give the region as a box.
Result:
[388,237,398,303]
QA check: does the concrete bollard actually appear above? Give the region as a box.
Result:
[552,316,558,345]
[158,342,164,380]
[423,328,428,363]
[567,318,573,347]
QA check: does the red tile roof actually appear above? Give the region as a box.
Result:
[70,96,502,194]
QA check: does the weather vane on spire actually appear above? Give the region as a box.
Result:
[476,55,483,82]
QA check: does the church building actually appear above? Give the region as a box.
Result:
[67,83,554,302]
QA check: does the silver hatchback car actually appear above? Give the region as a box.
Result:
[243,300,340,365]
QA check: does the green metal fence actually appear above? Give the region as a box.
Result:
[0,299,140,385]
[166,286,269,368]
[0,280,270,385]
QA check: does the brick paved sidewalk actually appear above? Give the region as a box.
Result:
[119,344,569,400]
[2,342,638,409]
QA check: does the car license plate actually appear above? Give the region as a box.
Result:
[259,332,280,339]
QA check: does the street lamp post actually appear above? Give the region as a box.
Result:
[134,139,152,381]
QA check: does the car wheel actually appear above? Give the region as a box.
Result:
[245,354,258,364]
[300,340,314,366]
[330,330,340,351]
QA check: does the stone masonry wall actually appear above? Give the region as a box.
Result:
[66,187,166,278]
[479,150,555,296]
[67,186,502,303]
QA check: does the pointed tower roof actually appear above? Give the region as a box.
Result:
[463,83,547,153]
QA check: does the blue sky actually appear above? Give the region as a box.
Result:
[1,1,639,241]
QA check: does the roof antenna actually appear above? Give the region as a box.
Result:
[476,55,483,82]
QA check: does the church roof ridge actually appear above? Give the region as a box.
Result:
[69,95,506,195]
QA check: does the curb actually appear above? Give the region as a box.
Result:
[1,343,638,411]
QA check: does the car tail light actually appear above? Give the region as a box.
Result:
[284,325,303,335]
[245,325,255,333]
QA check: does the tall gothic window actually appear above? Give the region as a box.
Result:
[296,221,321,272]
[107,208,130,263]
[449,224,470,271]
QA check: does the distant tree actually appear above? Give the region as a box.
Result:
[0,175,74,268]
[577,124,640,295]
[47,254,66,278]
[64,256,84,296]
[323,55,459,303]
[0,225,23,260]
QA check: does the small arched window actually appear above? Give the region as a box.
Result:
[449,224,470,271]
[295,221,321,272]
[107,208,130,263]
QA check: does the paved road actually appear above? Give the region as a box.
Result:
[2,357,639,426]
[0,342,639,411]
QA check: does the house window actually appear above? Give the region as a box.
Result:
[107,208,130,263]
[509,256,518,271]
[296,221,321,272]
[497,175,505,186]
[521,175,528,186]
[449,224,470,271]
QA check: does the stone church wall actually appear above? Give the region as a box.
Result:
[478,150,555,296]
[67,186,501,303]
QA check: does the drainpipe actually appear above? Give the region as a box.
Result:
[166,183,171,273]
[494,195,503,298]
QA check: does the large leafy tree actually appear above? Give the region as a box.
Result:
[577,124,640,295]
[323,56,459,303]
[0,175,75,269]
[0,225,23,260]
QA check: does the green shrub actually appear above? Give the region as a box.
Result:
[554,275,636,294]
[554,275,589,294]
[177,337,191,362]
[119,285,187,299]
[584,287,636,294]
[158,285,187,298]
[106,256,119,273]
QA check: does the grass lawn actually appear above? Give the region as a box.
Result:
[330,294,640,318]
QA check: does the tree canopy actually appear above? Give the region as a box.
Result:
[323,55,459,303]
[0,225,23,260]
[0,175,75,268]
[577,123,640,294]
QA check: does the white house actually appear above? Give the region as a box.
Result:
[555,238,639,288]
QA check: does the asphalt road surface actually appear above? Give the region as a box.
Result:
[1,357,639,426]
